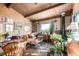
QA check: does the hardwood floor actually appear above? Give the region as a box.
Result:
[23,49,48,56]
[23,42,52,56]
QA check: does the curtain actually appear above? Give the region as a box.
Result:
[50,21,54,34]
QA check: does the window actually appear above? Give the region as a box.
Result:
[41,23,50,32]
[5,17,14,32]
[74,12,79,32]
[5,24,13,32]
[25,26,30,32]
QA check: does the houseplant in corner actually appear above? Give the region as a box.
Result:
[48,33,64,56]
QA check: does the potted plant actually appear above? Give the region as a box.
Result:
[2,33,9,39]
[50,33,63,44]
[48,33,64,56]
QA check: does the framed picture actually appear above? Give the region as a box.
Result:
[14,22,23,30]
[0,16,6,23]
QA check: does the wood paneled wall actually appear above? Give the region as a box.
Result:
[0,4,32,34]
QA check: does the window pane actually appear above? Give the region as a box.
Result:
[41,23,50,31]
[6,24,13,32]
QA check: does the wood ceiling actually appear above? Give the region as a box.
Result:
[4,3,73,21]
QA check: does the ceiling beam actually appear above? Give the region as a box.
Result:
[24,3,66,17]
[31,9,73,22]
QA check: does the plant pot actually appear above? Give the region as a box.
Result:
[43,35,50,42]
